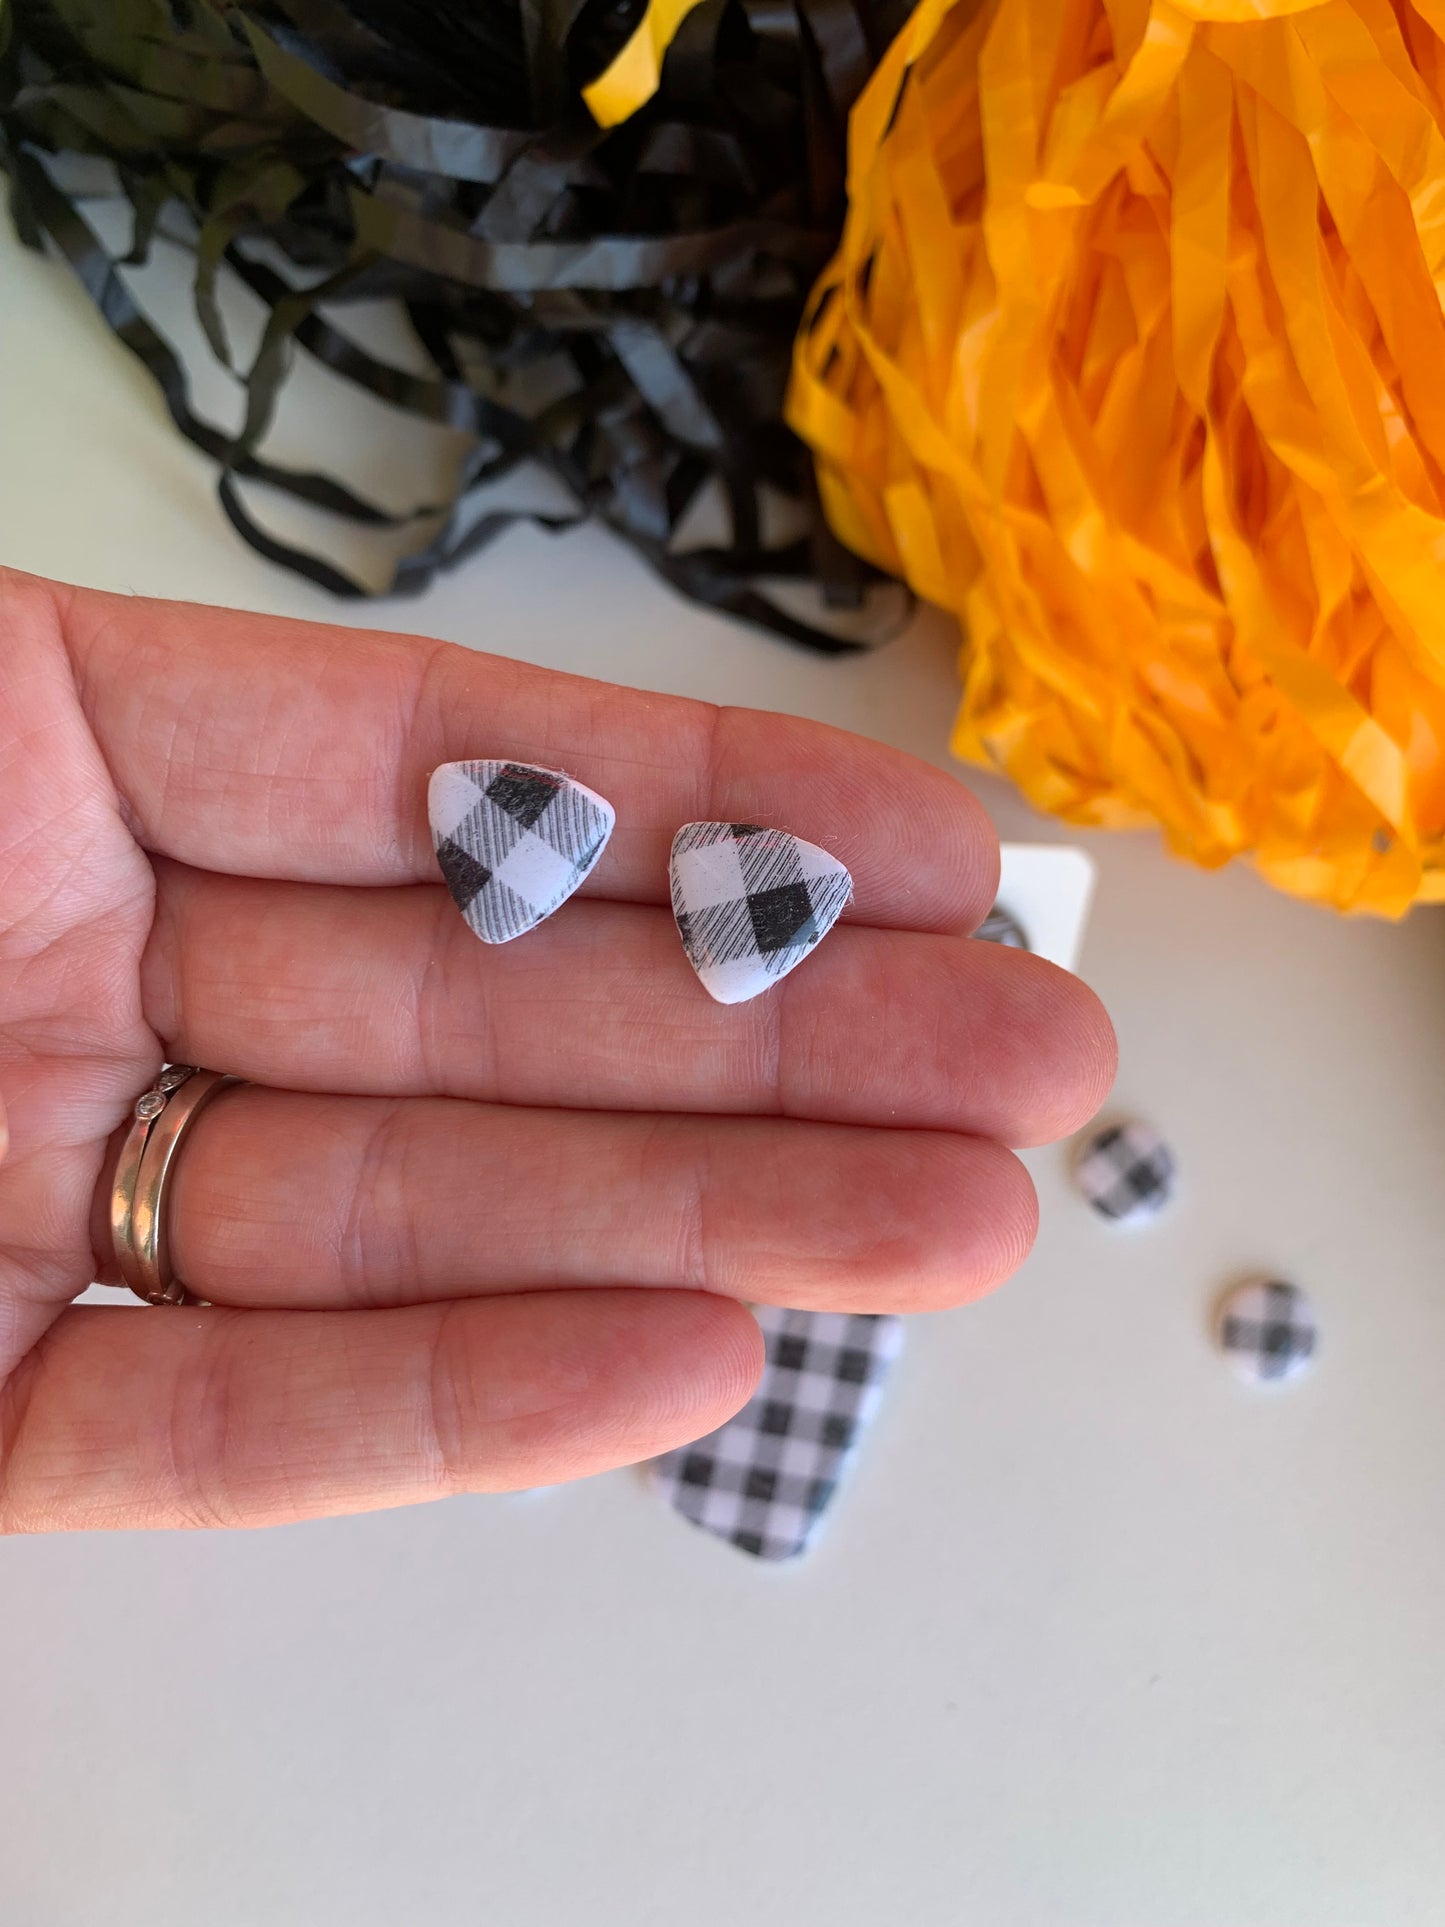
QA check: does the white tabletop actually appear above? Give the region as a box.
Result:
[3,223,1445,1927]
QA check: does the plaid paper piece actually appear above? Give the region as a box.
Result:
[1075,1120,1177,1224]
[653,1306,903,1561]
[669,822,852,1005]
[977,903,1030,949]
[1219,1279,1318,1384]
[428,761,614,944]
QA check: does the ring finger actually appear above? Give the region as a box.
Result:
[140,1087,1040,1314]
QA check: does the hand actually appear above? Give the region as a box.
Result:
[0,567,1115,1531]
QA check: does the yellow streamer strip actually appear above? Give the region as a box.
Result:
[582,0,709,127]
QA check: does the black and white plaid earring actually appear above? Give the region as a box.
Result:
[1217,1279,1318,1385]
[652,1305,903,1560]
[669,822,852,1004]
[429,761,615,944]
[1074,1119,1177,1224]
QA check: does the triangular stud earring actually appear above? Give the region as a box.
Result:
[669,821,852,1004]
[429,761,615,944]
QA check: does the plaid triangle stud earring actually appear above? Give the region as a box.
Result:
[428,761,615,944]
[669,822,852,1004]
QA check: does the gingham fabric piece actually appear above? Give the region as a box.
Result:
[428,761,614,944]
[669,822,852,1004]
[1218,1279,1318,1385]
[652,1306,903,1561]
[1074,1120,1177,1224]
[977,903,1030,949]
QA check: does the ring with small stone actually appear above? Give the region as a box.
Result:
[109,1067,243,1305]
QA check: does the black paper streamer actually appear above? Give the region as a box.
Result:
[0,0,913,649]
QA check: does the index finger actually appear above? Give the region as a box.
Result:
[24,570,998,932]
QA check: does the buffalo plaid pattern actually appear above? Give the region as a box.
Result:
[428,760,614,944]
[1219,1279,1317,1384]
[653,1306,903,1561]
[669,821,852,1005]
[1075,1120,1177,1224]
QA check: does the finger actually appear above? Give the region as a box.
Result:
[145,863,1117,1145]
[33,570,997,931]
[0,1290,762,1532]
[152,1089,1038,1313]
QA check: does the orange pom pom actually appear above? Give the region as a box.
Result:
[789,0,1445,914]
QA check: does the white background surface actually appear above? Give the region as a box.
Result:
[3,218,1445,1927]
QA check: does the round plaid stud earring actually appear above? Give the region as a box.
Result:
[1073,1118,1177,1225]
[428,762,616,944]
[669,822,853,1005]
[1216,1278,1318,1386]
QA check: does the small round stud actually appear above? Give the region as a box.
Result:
[1217,1279,1317,1386]
[1073,1119,1176,1224]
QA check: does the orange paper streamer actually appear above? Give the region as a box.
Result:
[788,0,1445,914]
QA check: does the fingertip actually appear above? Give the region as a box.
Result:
[932,767,1002,935]
[462,1289,765,1487]
[888,1134,1040,1311]
[968,1141,1041,1297]
[1034,975,1118,1147]
[614,1289,765,1437]
[976,949,1119,1148]
[840,745,999,934]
